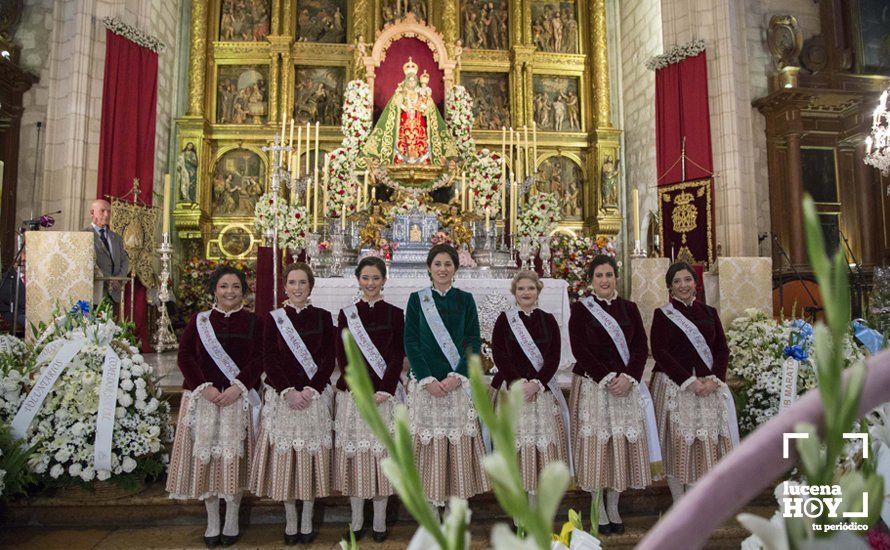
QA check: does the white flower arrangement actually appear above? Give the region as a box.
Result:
[254,194,310,251]
[13,304,171,488]
[0,335,30,422]
[467,148,503,218]
[727,309,866,434]
[445,85,475,158]
[517,192,561,238]
[341,80,373,151]
[326,146,359,219]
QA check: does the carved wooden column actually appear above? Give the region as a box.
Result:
[854,139,877,268]
[187,0,208,117]
[786,131,806,266]
[589,0,611,128]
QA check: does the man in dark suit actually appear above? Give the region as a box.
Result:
[84,199,129,303]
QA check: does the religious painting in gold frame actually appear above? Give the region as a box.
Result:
[381,0,431,27]
[296,0,348,43]
[461,72,511,130]
[218,0,271,42]
[536,154,584,220]
[531,0,580,54]
[532,75,581,132]
[216,65,270,125]
[460,0,510,51]
[212,147,266,217]
[293,66,346,125]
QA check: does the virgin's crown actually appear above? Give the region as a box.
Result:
[403,57,418,77]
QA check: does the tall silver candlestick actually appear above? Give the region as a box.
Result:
[261,134,293,300]
[154,233,177,353]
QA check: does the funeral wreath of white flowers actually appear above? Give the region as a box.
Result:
[726,308,866,435]
[8,302,171,489]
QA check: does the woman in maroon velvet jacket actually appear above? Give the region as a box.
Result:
[490,270,567,498]
[166,266,262,548]
[333,256,405,543]
[649,261,734,503]
[250,262,336,545]
[568,255,652,536]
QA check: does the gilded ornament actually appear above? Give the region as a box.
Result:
[187,0,208,116]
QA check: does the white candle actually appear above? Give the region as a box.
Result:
[280,112,286,143]
[532,121,537,172]
[305,122,311,173]
[314,121,320,175]
[295,125,302,177]
[162,173,171,235]
[289,118,294,147]
[485,208,490,233]
[632,188,640,243]
[523,125,529,178]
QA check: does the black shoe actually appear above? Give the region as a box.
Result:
[372,529,388,543]
[597,522,612,536]
[204,535,221,548]
[299,530,318,544]
[610,521,625,534]
[283,532,300,545]
[342,527,366,541]
[220,533,240,547]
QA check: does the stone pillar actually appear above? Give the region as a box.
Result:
[186,0,207,117]
[786,132,806,266]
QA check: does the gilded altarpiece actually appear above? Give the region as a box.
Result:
[175,0,621,259]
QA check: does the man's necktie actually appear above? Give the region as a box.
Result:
[99,228,115,273]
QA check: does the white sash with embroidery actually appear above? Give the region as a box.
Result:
[343,304,388,379]
[270,307,320,379]
[658,303,739,447]
[418,288,461,370]
[580,297,662,464]
[659,303,714,370]
[505,308,574,474]
[343,303,407,402]
[196,311,262,431]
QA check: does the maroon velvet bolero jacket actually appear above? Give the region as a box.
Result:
[262,304,337,393]
[335,299,405,395]
[568,296,649,383]
[177,308,263,392]
[650,298,730,385]
[490,309,561,390]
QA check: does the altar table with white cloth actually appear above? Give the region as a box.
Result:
[310,277,577,372]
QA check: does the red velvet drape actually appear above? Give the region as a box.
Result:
[655,51,712,185]
[254,246,295,318]
[96,30,158,352]
[373,37,444,116]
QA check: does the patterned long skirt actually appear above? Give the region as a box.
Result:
[249,386,332,501]
[407,378,490,506]
[570,374,653,492]
[166,385,254,500]
[650,372,733,484]
[496,386,568,494]
[332,390,395,498]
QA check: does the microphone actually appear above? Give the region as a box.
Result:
[22,211,61,229]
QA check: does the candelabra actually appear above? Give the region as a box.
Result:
[154,234,178,353]
[865,88,890,190]
[261,134,294,299]
[331,230,345,277]
[632,239,648,258]
[306,232,320,272]
[518,236,533,271]
[539,235,552,277]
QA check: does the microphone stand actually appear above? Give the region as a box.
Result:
[4,229,27,335]
[772,233,821,323]
[839,230,865,319]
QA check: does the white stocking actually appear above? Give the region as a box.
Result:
[284,500,299,536]
[667,476,685,502]
[350,497,365,532]
[606,489,622,524]
[301,499,315,534]
[372,496,388,532]
[597,491,609,526]
[222,492,242,537]
[204,496,221,538]
[685,482,696,493]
